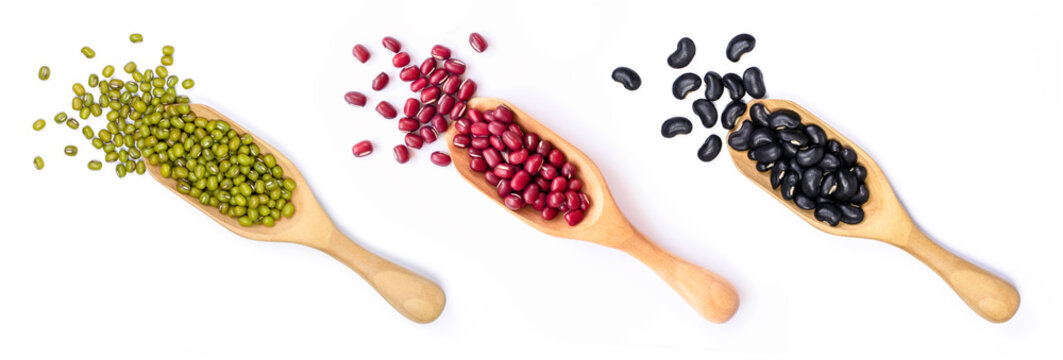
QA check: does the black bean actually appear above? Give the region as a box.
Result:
[726,33,756,63]
[820,173,839,197]
[837,147,857,166]
[818,153,840,171]
[727,120,754,151]
[750,127,776,148]
[692,99,717,128]
[833,170,858,201]
[752,143,781,163]
[851,165,867,182]
[611,67,641,90]
[770,165,786,188]
[756,161,774,172]
[814,203,841,226]
[703,71,724,101]
[837,203,864,224]
[667,37,696,69]
[801,167,824,196]
[827,140,842,154]
[743,67,766,99]
[672,72,702,99]
[721,100,745,129]
[749,103,770,128]
[780,142,799,158]
[788,157,804,175]
[815,196,834,205]
[697,134,723,162]
[722,73,745,101]
[768,110,801,129]
[796,146,824,167]
[748,148,757,160]
[780,172,800,200]
[661,117,693,138]
[794,194,816,210]
[778,129,809,147]
[851,184,869,205]
[804,125,826,145]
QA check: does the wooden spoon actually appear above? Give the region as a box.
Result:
[145,104,446,324]
[726,99,1019,323]
[444,98,739,323]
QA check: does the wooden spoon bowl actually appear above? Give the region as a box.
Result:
[145,104,446,324]
[727,99,1019,323]
[445,98,740,323]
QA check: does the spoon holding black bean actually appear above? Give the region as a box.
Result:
[724,99,1020,323]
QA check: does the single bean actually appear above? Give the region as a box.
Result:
[722,73,745,100]
[814,203,841,226]
[743,66,766,99]
[81,46,96,58]
[837,148,858,166]
[672,73,701,99]
[431,45,451,60]
[703,71,723,101]
[721,100,746,129]
[804,124,826,145]
[749,127,775,148]
[692,99,717,128]
[851,184,869,205]
[130,33,143,43]
[371,72,389,90]
[33,119,46,131]
[727,120,754,151]
[39,66,50,80]
[404,133,424,149]
[352,44,370,63]
[611,67,641,90]
[351,140,373,157]
[697,135,723,162]
[833,170,858,201]
[667,37,696,68]
[661,117,693,138]
[801,167,824,197]
[393,145,410,164]
[375,101,397,119]
[752,143,781,163]
[382,36,401,52]
[851,165,867,182]
[88,160,102,170]
[344,91,367,107]
[64,145,78,156]
[818,153,841,171]
[768,110,801,129]
[726,33,756,62]
[469,32,488,52]
[780,172,800,200]
[778,129,809,147]
[33,156,44,170]
[392,52,411,67]
[820,173,839,197]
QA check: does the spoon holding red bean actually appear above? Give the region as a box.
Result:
[445,97,740,323]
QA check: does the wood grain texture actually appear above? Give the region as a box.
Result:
[145,104,446,324]
[445,98,739,323]
[727,99,1019,323]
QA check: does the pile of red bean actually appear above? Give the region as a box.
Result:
[451,104,590,226]
[345,33,489,166]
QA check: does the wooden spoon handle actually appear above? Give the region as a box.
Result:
[900,229,1019,323]
[318,229,446,324]
[618,228,740,323]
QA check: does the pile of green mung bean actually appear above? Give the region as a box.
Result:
[32,34,296,227]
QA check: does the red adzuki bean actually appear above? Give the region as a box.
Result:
[420,58,436,76]
[371,72,389,90]
[493,163,515,179]
[482,148,502,167]
[382,36,401,53]
[375,101,397,119]
[523,133,539,149]
[410,78,428,92]
[352,44,370,63]
[403,98,420,117]
[551,177,568,193]
[495,177,512,196]
[485,172,501,186]
[564,210,584,226]
[421,86,440,104]
[470,157,487,172]
[470,137,489,150]
[420,126,438,144]
[568,178,583,191]
[467,108,484,123]
[442,76,461,94]
[494,106,514,123]
[416,106,436,123]
[524,154,543,175]
[405,133,424,149]
[547,191,564,208]
[535,177,550,191]
[351,140,373,157]
[431,116,448,133]
[428,68,448,85]
[437,95,455,114]
[399,66,420,81]
[453,135,471,148]
[344,91,367,107]
[536,140,552,155]
[540,164,557,180]
[548,149,565,167]
[560,162,576,178]
[398,117,419,132]
[430,151,451,166]
[501,131,522,150]
[431,45,451,60]
[470,122,489,136]
[443,59,466,75]
[579,192,591,211]
[488,121,506,136]
[565,190,580,210]
[450,101,467,119]
[503,194,524,210]
[457,79,477,101]
[510,170,531,191]
[469,32,487,53]
[523,184,540,204]
[508,148,528,164]
[455,119,472,135]
[393,145,410,164]
[542,207,558,220]
[393,52,411,67]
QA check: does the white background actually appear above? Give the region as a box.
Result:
[1,0,1060,359]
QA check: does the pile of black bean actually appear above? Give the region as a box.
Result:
[727,104,869,226]
[610,34,764,163]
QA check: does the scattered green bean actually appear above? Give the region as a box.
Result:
[64,145,78,156]
[115,163,127,178]
[54,112,67,123]
[102,65,114,77]
[34,156,44,170]
[181,79,194,89]
[33,119,46,131]
[123,61,137,73]
[88,160,102,170]
[162,45,174,55]
[73,83,85,96]
[39,66,50,80]
[67,118,80,129]
[81,46,96,58]
[130,33,143,43]
[88,74,99,87]
[161,56,173,66]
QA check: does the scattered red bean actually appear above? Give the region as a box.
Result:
[469,32,487,53]
[382,36,401,53]
[443,59,466,75]
[421,86,440,104]
[420,58,436,76]
[416,105,436,123]
[420,126,438,144]
[351,140,373,157]
[375,101,397,119]
[399,66,420,81]
[457,79,477,101]
[410,78,428,92]
[431,45,451,60]
[344,91,367,107]
[393,145,410,164]
[428,68,448,85]
[403,98,420,117]
[393,52,411,67]
[430,151,451,166]
[431,115,448,133]
[352,44,370,63]
[404,133,424,149]
[442,76,461,94]
[398,117,419,132]
[437,95,455,114]
[371,72,389,91]
[450,101,467,119]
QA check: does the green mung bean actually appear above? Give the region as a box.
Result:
[102,65,114,77]
[34,156,44,170]
[73,83,85,96]
[123,61,137,73]
[67,118,80,129]
[33,119,46,131]
[81,46,96,58]
[115,163,127,178]
[64,145,78,156]
[88,160,102,170]
[181,79,195,89]
[161,56,173,66]
[129,33,143,43]
[88,74,99,87]
[82,126,94,139]
[39,66,50,80]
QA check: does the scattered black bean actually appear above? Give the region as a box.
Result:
[611,67,642,90]
[743,66,766,99]
[661,117,693,138]
[667,37,696,69]
[768,110,801,129]
[697,134,722,162]
[727,120,754,151]
[721,100,745,129]
[726,33,756,62]
[796,146,824,167]
[703,71,724,101]
[801,167,824,196]
[722,73,745,101]
[804,124,826,145]
[692,99,717,128]
[749,103,770,128]
[837,203,864,224]
[672,73,701,99]
[814,203,841,226]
